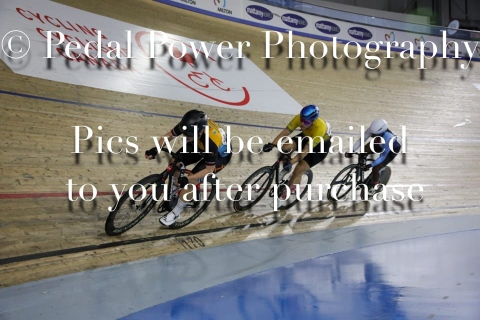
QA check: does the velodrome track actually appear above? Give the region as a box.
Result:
[1,0,480,288]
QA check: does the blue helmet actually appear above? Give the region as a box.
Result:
[300,104,319,121]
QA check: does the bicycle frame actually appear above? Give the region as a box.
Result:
[267,153,291,198]
[356,153,370,184]
[272,153,288,184]
[155,151,198,213]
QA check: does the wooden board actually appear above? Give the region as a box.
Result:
[1,0,479,287]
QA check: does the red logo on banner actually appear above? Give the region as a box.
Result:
[135,31,250,106]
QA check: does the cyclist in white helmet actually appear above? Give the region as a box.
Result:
[346,119,402,194]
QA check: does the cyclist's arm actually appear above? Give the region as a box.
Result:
[371,134,394,167]
[146,131,177,160]
[291,122,327,163]
[352,128,371,152]
[291,143,310,164]
[185,149,217,182]
[186,141,218,182]
[271,128,293,146]
[162,130,176,142]
[270,115,298,146]
[152,129,177,147]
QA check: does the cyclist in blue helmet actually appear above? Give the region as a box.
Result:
[301,104,319,121]
[262,104,332,199]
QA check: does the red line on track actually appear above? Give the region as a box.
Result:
[0,192,114,199]
[0,188,240,200]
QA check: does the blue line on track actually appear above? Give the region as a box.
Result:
[2,89,480,142]
[0,89,285,130]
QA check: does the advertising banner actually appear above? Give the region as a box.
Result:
[0,0,301,114]
[163,0,480,62]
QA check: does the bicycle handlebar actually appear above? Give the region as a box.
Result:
[345,152,368,156]
[345,152,375,163]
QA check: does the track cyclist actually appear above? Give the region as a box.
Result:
[145,110,232,226]
[262,104,332,199]
[345,119,402,195]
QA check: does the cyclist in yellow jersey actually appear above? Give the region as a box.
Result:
[263,105,331,199]
[145,110,231,226]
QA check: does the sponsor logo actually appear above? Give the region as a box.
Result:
[385,32,395,43]
[245,5,273,21]
[213,0,232,15]
[315,21,340,35]
[414,36,425,46]
[281,13,307,28]
[135,31,250,106]
[348,27,372,40]
[180,0,196,5]
[414,36,431,51]
[446,40,464,55]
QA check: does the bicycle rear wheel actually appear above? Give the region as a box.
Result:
[169,175,218,229]
[327,164,361,201]
[277,169,313,210]
[105,174,164,235]
[233,166,274,212]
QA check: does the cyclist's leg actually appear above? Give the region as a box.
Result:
[290,134,312,164]
[280,136,298,155]
[160,144,203,226]
[172,143,202,195]
[213,152,232,173]
[180,154,230,206]
[174,142,202,166]
[176,143,203,199]
[289,160,310,183]
[371,151,397,184]
[364,140,395,187]
[278,134,302,174]
[188,152,232,180]
[288,139,331,191]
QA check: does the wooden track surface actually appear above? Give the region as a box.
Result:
[1,0,479,287]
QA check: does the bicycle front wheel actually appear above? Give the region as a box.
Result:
[233,166,274,212]
[105,174,164,235]
[327,164,361,201]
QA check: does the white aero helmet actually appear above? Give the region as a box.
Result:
[369,119,388,135]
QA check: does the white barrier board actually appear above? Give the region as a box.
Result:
[0,0,301,114]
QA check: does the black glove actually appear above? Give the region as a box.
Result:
[178,176,189,188]
[345,152,353,158]
[145,147,158,159]
[262,143,275,153]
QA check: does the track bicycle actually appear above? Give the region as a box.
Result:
[326,152,391,202]
[105,148,217,235]
[233,153,313,212]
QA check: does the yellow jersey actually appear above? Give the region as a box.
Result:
[286,115,330,147]
[172,119,228,165]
